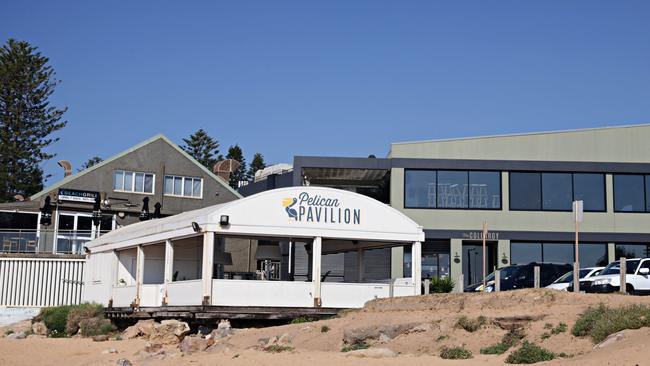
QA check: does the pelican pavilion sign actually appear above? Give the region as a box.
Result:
[282,192,361,225]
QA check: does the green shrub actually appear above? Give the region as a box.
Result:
[481,328,525,355]
[40,305,73,336]
[440,346,473,359]
[341,342,369,352]
[505,342,555,364]
[79,317,116,337]
[40,303,112,338]
[480,342,510,355]
[455,316,487,332]
[66,303,103,336]
[290,316,315,324]
[551,322,567,335]
[572,304,650,343]
[264,344,293,353]
[540,332,550,340]
[4,329,14,335]
[320,325,330,333]
[543,323,553,330]
[430,277,455,293]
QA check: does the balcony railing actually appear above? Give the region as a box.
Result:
[0,229,111,255]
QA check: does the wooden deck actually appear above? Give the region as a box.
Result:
[105,305,342,321]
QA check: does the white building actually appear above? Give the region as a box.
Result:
[83,186,424,313]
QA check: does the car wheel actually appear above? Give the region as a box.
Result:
[626,284,636,295]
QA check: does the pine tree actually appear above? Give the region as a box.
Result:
[180,128,222,169]
[0,39,67,202]
[247,152,266,180]
[226,144,247,189]
[78,156,103,171]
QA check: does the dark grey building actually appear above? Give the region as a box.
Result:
[0,134,241,254]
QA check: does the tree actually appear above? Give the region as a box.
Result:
[180,128,222,169]
[0,39,67,202]
[78,156,103,171]
[247,152,266,180]
[226,144,247,189]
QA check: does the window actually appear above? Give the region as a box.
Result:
[574,173,605,212]
[511,242,608,267]
[615,243,650,259]
[510,173,541,210]
[437,171,468,208]
[113,170,154,194]
[404,170,500,209]
[510,172,605,212]
[542,173,572,210]
[403,241,450,279]
[164,175,203,198]
[614,174,646,212]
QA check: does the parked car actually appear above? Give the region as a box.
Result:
[464,262,573,292]
[547,267,604,291]
[582,258,650,295]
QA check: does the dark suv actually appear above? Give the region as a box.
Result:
[464,262,573,292]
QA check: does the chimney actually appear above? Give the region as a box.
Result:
[212,159,241,182]
[58,160,72,177]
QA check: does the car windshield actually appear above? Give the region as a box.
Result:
[499,265,522,280]
[554,269,592,283]
[600,260,640,276]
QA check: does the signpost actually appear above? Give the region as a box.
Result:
[482,221,487,293]
[572,200,584,293]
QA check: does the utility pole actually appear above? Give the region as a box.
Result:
[572,201,583,293]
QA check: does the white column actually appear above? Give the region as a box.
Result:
[201,232,215,305]
[357,248,365,282]
[135,245,144,306]
[312,237,322,307]
[412,241,422,295]
[163,239,174,305]
[110,250,118,306]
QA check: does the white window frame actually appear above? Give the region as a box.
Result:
[163,175,203,199]
[113,170,155,195]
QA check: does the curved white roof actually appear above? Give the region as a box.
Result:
[88,186,424,253]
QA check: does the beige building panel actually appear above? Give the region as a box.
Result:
[390,124,650,163]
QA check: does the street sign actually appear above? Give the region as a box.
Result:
[572,200,584,223]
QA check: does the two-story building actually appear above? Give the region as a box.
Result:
[242,124,650,290]
[0,134,241,254]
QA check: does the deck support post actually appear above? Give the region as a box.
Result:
[134,245,144,307]
[163,239,174,305]
[312,236,322,307]
[202,232,215,305]
[412,241,422,295]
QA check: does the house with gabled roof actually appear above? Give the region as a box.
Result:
[0,134,241,254]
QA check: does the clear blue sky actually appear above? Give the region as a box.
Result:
[2,1,650,182]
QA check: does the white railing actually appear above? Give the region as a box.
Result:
[212,280,313,307]
[140,284,163,307]
[167,280,202,306]
[0,257,85,307]
[0,229,111,254]
[112,286,136,307]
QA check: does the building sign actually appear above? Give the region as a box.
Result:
[463,231,499,240]
[282,192,361,225]
[58,188,99,203]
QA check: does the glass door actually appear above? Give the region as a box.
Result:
[56,212,97,253]
[462,241,497,286]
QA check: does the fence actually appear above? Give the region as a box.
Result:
[0,257,85,307]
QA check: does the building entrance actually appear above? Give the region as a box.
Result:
[462,241,497,286]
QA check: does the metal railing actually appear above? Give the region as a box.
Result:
[0,229,111,255]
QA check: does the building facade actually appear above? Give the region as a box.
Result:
[0,134,241,254]
[246,124,650,289]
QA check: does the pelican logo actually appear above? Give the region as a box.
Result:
[281,192,361,225]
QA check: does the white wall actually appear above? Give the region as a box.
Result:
[117,248,136,286]
[212,280,313,307]
[83,252,114,306]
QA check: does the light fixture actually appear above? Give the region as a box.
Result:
[192,222,202,232]
[453,252,461,264]
[117,212,126,219]
[219,215,229,226]
[83,246,90,254]
[501,253,509,265]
